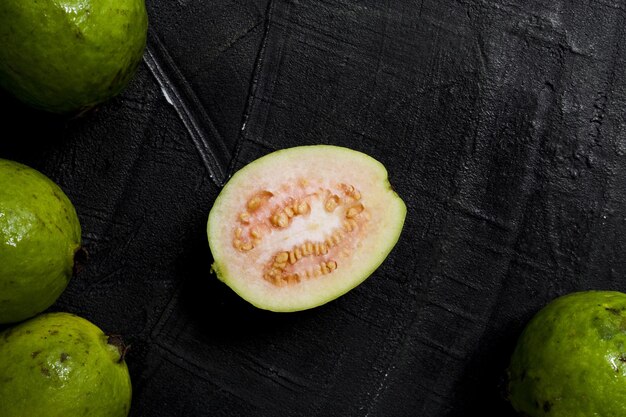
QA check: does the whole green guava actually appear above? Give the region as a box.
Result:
[0,312,132,417]
[0,0,148,114]
[508,290,626,417]
[0,159,81,324]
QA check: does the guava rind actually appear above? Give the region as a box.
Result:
[207,145,407,312]
[508,290,626,417]
[0,159,81,324]
[0,312,132,417]
[0,0,148,114]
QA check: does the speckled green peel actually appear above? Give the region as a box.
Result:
[0,312,132,417]
[0,0,148,114]
[207,145,406,312]
[508,291,626,417]
[0,159,81,324]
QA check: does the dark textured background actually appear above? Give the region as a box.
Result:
[2,0,626,415]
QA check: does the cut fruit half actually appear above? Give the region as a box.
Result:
[207,145,406,312]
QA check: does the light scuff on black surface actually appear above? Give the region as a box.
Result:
[1,0,626,416]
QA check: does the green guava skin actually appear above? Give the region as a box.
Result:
[508,291,626,417]
[0,0,148,114]
[0,159,81,324]
[0,312,132,417]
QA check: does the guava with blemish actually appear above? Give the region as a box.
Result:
[0,0,148,114]
[207,145,406,312]
[0,159,82,324]
[508,290,626,417]
[0,312,132,417]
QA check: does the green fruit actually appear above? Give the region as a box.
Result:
[207,145,406,312]
[508,290,626,417]
[0,159,81,324]
[0,312,132,417]
[0,0,148,114]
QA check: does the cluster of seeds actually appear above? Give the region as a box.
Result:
[264,240,342,286]
[232,183,367,286]
[270,200,311,228]
[233,191,313,251]
[265,252,338,286]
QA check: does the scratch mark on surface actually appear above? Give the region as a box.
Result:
[589,0,626,14]
[238,351,316,392]
[160,87,174,106]
[428,299,480,323]
[234,0,277,177]
[336,304,384,329]
[219,20,264,57]
[155,344,259,406]
[440,271,485,291]
[475,34,489,80]
[363,369,392,417]
[452,199,512,232]
[143,30,231,186]
[416,335,466,360]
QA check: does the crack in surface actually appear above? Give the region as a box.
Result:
[143,30,231,186]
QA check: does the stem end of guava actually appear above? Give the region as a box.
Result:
[107,334,130,364]
[73,246,89,276]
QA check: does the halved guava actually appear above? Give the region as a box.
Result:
[207,145,406,312]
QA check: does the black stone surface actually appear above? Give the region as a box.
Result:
[2,0,626,416]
